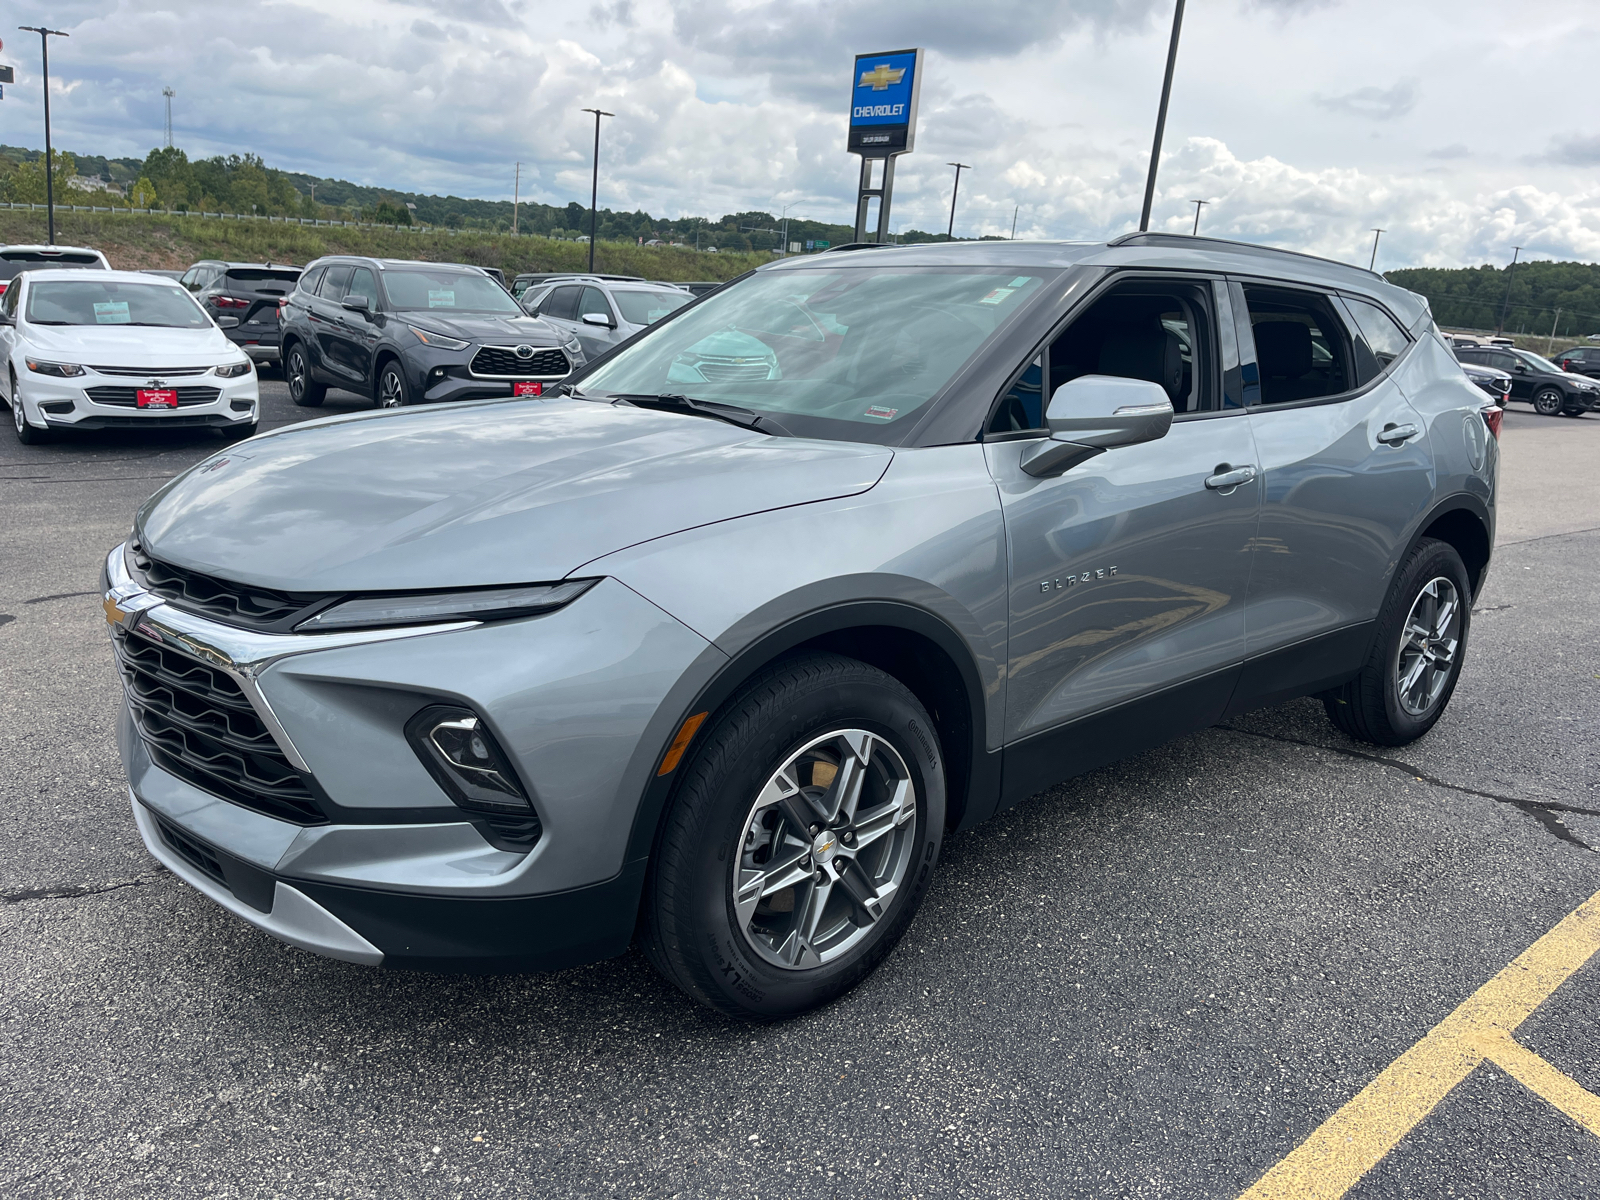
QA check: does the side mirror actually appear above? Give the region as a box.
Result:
[1021,375,1175,478]
[341,295,371,314]
[215,315,240,330]
[581,311,615,328]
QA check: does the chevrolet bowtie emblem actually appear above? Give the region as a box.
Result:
[858,64,905,91]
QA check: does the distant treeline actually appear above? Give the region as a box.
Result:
[1387,261,1600,338]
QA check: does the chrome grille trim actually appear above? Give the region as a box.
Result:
[86,365,214,377]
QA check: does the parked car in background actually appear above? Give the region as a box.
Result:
[479,267,509,291]
[0,245,111,296]
[511,271,643,300]
[1455,344,1600,416]
[1,269,257,444]
[522,276,693,360]
[141,269,186,281]
[107,235,1497,1020]
[676,281,725,297]
[278,255,582,410]
[180,261,302,366]
[1554,345,1600,380]
[1459,360,1512,407]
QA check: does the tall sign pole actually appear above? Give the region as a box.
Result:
[20,25,69,246]
[581,108,613,273]
[848,48,923,244]
[1138,0,1186,233]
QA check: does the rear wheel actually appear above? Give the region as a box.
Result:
[642,653,945,1020]
[1322,538,1471,746]
[1531,387,1564,416]
[286,344,326,407]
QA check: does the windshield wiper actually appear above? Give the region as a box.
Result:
[604,393,792,436]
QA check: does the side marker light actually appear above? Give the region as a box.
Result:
[657,711,709,776]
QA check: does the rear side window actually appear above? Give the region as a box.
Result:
[298,265,325,295]
[318,265,352,300]
[1243,286,1352,405]
[543,286,581,321]
[1343,297,1410,371]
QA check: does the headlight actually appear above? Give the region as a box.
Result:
[294,579,598,631]
[408,325,470,351]
[562,335,582,354]
[214,360,253,378]
[25,358,85,378]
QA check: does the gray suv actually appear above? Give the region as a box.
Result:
[523,276,693,361]
[104,235,1497,1020]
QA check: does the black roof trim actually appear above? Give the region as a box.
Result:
[821,242,904,254]
[1107,232,1384,282]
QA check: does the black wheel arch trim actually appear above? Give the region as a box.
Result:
[1393,491,1494,602]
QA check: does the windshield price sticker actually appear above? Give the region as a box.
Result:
[136,389,178,409]
[977,288,1016,306]
[864,405,898,420]
[427,289,455,308]
[513,381,543,396]
[94,301,132,324]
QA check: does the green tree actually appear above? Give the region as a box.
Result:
[1,150,77,203]
[128,177,158,208]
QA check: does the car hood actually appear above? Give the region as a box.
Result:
[136,399,893,592]
[397,312,565,344]
[23,323,239,365]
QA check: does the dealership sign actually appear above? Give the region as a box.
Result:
[848,48,922,157]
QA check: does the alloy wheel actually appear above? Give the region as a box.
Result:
[733,728,919,970]
[1533,388,1564,416]
[378,369,405,408]
[287,350,306,400]
[1395,576,1461,717]
[12,391,22,434]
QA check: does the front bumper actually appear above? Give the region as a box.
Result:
[405,341,586,406]
[27,366,258,429]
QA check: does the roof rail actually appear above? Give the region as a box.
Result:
[1106,232,1384,281]
[820,242,902,254]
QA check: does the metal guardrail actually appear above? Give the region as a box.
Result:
[0,200,532,237]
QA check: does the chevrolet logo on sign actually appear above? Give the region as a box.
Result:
[858,64,905,91]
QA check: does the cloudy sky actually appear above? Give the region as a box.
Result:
[6,0,1599,267]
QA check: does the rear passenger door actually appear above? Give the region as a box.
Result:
[1232,280,1434,708]
[310,265,353,381]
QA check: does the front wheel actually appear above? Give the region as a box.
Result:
[10,373,49,444]
[1531,387,1565,417]
[375,361,411,409]
[641,653,945,1020]
[1322,537,1471,745]
[286,344,326,407]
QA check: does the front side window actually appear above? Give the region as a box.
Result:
[582,265,1050,443]
[1511,349,1565,374]
[580,286,614,323]
[346,268,379,309]
[1243,286,1352,404]
[614,288,692,326]
[24,280,210,328]
[380,269,522,315]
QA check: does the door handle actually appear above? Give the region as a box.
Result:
[1377,422,1420,445]
[1204,464,1258,491]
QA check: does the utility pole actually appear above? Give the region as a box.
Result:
[20,25,69,246]
[162,86,175,148]
[1011,205,1018,239]
[512,162,520,235]
[1138,0,1187,232]
[1368,228,1385,271]
[1496,246,1522,336]
[1547,307,1562,354]
[945,162,970,240]
[1190,199,1209,235]
[580,108,613,274]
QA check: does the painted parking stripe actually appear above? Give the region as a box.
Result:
[1238,887,1600,1199]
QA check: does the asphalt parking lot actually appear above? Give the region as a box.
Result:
[2,384,1598,1199]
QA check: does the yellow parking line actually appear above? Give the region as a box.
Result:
[1238,888,1600,1200]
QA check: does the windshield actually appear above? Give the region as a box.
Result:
[1513,348,1563,373]
[579,266,1050,442]
[381,268,522,315]
[615,288,692,326]
[24,280,210,328]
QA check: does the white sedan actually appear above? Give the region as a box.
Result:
[0,268,259,445]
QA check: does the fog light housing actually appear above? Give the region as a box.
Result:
[405,705,542,851]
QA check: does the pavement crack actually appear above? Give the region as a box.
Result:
[1220,725,1600,852]
[0,876,160,906]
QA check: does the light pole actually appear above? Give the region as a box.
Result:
[1138,0,1187,232]
[20,25,69,246]
[1190,199,1209,235]
[946,162,970,240]
[1011,205,1018,239]
[1368,228,1385,271]
[1496,246,1522,336]
[512,161,521,235]
[581,107,613,274]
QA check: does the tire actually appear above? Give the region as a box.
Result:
[641,652,946,1020]
[1531,387,1564,417]
[285,343,326,407]
[375,360,410,409]
[10,371,49,445]
[1322,537,1472,746]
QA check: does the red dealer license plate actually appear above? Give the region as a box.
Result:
[512,381,543,397]
[136,389,179,409]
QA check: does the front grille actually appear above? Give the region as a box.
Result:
[87,365,213,377]
[154,814,227,884]
[470,346,569,378]
[114,627,326,825]
[128,542,331,632]
[84,386,222,408]
[691,355,772,382]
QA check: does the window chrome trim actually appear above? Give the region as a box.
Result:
[103,543,475,771]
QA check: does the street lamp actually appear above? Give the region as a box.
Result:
[580,107,614,274]
[1368,228,1385,272]
[19,25,69,246]
[946,163,970,240]
[1190,199,1209,235]
[1138,0,1187,233]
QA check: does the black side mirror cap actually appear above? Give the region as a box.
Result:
[341,295,371,313]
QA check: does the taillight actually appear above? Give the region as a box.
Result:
[0,282,8,295]
[214,296,250,309]
[1481,404,1503,441]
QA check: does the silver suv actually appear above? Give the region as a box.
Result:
[522,276,693,361]
[104,236,1497,1019]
